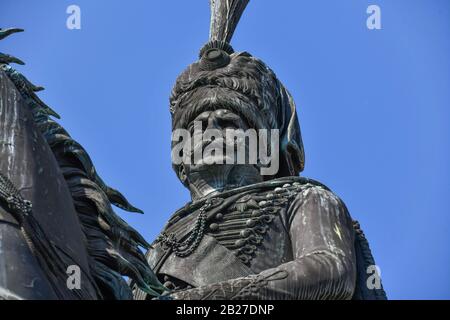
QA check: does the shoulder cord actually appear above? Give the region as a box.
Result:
[155,198,214,258]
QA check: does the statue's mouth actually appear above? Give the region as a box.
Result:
[186,137,253,166]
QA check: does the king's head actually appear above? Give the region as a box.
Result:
[170,1,305,198]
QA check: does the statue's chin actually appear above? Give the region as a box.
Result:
[185,161,262,195]
[186,161,260,175]
[185,150,258,170]
[198,154,235,166]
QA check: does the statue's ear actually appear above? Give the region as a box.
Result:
[177,163,189,187]
[279,84,305,176]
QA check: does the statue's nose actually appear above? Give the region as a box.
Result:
[199,48,230,71]
[205,110,224,130]
[206,112,220,130]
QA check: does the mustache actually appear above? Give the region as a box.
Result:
[187,137,249,158]
[183,137,263,169]
[184,138,261,171]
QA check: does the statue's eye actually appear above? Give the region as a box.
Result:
[220,119,238,129]
[188,121,204,134]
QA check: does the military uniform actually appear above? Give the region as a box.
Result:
[134,177,386,300]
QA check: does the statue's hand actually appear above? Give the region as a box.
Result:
[152,293,174,300]
[162,276,257,300]
[165,288,201,300]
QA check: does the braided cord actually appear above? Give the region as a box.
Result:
[0,172,32,220]
[156,199,213,258]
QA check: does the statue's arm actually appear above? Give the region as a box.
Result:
[169,185,357,300]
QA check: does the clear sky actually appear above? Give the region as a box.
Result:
[1,0,449,299]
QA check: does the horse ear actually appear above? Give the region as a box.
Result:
[279,84,305,176]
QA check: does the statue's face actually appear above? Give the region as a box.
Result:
[177,105,266,194]
[182,108,254,173]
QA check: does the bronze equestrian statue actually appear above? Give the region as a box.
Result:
[133,0,386,300]
[0,1,386,300]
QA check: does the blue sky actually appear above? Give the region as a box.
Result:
[1,0,449,299]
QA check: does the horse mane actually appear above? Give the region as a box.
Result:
[2,63,161,299]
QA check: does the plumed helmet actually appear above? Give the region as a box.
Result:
[170,0,305,177]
